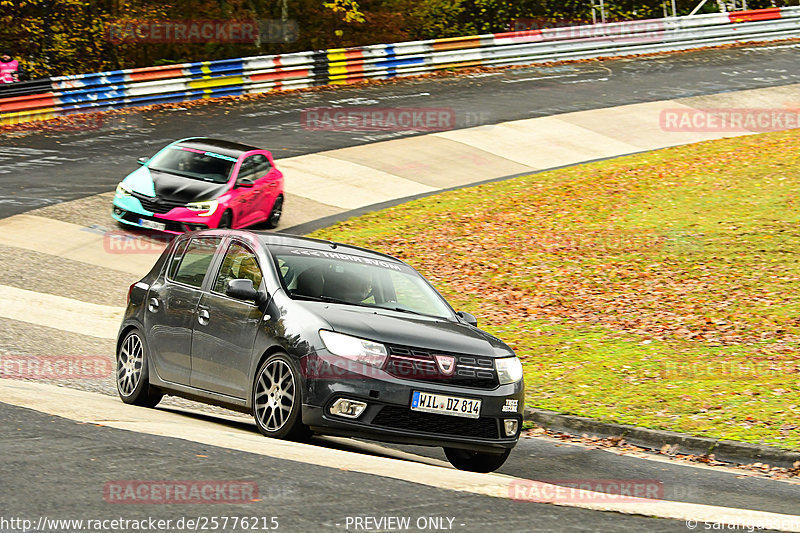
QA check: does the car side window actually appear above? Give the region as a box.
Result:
[237,157,256,183]
[253,154,271,176]
[172,237,220,289]
[167,238,189,279]
[213,241,263,296]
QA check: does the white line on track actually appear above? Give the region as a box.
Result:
[501,73,581,83]
[0,285,122,339]
[1,380,799,530]
[562,77,610,84]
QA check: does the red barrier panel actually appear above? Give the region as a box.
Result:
[0,92,57,113]
[729,8,782,23]
[129,65,187,82]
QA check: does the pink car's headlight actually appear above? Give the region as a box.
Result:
[185,200,218,217]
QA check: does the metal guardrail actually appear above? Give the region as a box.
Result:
[0,79,52,99]
[1,7,798,126]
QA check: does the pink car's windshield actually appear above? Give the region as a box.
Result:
[148,146,236,184]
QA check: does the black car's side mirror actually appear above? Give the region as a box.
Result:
[456,311,478,327]
[226,279,259,301]
[137,156,148,165]
[236,178,255,188]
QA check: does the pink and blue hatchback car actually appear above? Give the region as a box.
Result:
[112,138,284,233]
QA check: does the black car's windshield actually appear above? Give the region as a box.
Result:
[270,247,454,320]
[148,145,236,184]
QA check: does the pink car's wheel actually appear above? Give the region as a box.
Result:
[265,196,283,229]
[218,210,233,229]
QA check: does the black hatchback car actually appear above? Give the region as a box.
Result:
[116,230,524,472]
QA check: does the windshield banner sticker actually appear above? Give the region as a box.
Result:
[288,249,403,271]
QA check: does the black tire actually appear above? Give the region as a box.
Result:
[264,195,283,229]
[443,447,511,473]
[116,329,163,408]
[218,210,233,229]
[252,352,310,440]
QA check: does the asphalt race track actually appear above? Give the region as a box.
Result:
[1,402,687,533]
[2,43,800,532]
[2,43,800,217]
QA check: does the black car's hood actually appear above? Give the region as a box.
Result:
[149,168,229,203]
[298,301,514,358]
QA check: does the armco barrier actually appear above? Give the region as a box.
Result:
[1,7,799,126]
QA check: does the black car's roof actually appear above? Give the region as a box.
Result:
[176,138,261,158]
[254,231,404,265]
[184,229,405,266]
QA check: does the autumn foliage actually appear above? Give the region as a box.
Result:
[313,129,800,449]
[1,0,789,78]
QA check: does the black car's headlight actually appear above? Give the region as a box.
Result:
[319,330,388,368]
[496,357,523,385]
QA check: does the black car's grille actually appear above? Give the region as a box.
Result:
[132,192,185,214]
[384,345,499,389]
[372,406,500,439]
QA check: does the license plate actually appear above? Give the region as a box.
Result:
[411,391,481,419]
[139,218,166,231]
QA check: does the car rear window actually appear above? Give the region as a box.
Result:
[167,238,190,279]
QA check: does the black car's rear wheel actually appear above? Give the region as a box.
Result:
[116,329,163,407]
[264,195,283,229]
[444,447,511,473]
[253,353,309,440]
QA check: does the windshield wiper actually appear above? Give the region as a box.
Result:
[290,293,363,307]
[377,305,447,320]
[291,293,447,319]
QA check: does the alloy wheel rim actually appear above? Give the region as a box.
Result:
[270,199,282,224]
[117,333,143,396]
[255,359,295,432]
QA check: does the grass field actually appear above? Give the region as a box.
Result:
[311,129,800,449]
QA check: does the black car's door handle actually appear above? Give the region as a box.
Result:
[198,309,210,325]
[148,298,159,312]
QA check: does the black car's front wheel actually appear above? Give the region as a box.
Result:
[444,447,511,473]
[252,352,309,440]
[116,329,163,408]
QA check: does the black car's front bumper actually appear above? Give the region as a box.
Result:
[300,353,525,454]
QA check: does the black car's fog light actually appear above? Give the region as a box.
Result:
[504,419,519,437]
[330,399,367,419]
